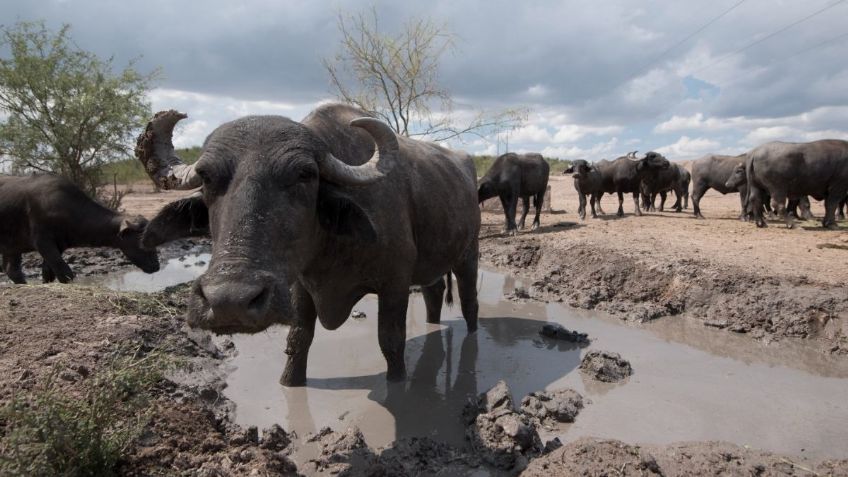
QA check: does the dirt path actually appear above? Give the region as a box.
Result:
[480,175,848,354]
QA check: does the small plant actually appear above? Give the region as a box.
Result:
[0,349,170,476]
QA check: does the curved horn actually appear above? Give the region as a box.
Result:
[316,117,399,186]
[135,110,201,190]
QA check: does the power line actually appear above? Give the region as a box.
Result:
[606,0,748,93]
[691,0,846,75]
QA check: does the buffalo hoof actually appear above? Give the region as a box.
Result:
[695,214,705,220]
[756,220,767,228]
[531,223,540,231]
[824,221,839,230]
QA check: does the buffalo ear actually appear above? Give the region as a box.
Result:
[316,184,377,242]
[118,217,146,237]
[141,194,209,249]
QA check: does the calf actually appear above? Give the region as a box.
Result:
[640,162,690,212]
[564,159,604,219]
[0,175,159,283]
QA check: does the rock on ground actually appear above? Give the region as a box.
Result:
[580,350,633,383]
[539,323,589,344]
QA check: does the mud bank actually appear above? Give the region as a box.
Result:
[480,234,848,354]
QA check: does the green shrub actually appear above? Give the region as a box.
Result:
[0,350,169,477]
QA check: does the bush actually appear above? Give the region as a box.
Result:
[0,350,170,477]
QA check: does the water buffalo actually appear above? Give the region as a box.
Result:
[743,140,848,228]
[564,159,603,219]
[0,174,159,284]
[724,164,812,220]
[691,154,750,219]
[593,152,671,216]
[135,104,481,385]
[477,152,550,233]
[640,162,690,212]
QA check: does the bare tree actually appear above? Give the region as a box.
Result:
[323,8,526,141]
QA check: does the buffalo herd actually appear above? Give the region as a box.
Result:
[1,105,847,383]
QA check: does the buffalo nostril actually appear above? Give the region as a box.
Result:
[248,286,271,314]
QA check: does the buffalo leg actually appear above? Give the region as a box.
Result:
[281,281,317,387]
[41,261,56,283]
[34,237,74,283]
[499,193,518,234]
[671,188,682,212]
[632,192,643,216]
[823,192,844,229]
[771,193,794,229]
[616,191,625,217]
[2,254,25,284]
[378,291,409,381]
[531,191,543,230]
[692,184,707,218]
[421,277,446,324]
[453,246,479,333]
[683,187,689,210]
[578,193,587,220]
[518,196,530,230]
[595,193,606,215]
[799,197,814,220]
[590,193,599,218]
[659,191,667,212]
[749,186,767,228]
[838,197,846,220]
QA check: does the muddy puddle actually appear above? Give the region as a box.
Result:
[97,263,848,460]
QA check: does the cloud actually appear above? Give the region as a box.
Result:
[655,136,722,160]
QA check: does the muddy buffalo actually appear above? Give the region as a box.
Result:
[477,152,550,233]
[135,104,481,385]
[593,152,671,216]
[0,174,159,284]
[744,140,848,228]
[640,162,690,212]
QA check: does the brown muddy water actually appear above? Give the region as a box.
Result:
[99,262,848,461]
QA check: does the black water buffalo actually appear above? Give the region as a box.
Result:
[640,162,690,212]
[691,154,749,219]
[135,104,481,385]
[743,140,848,228]
[724,164,811,220]
[593,152,671,216]
[477,152,550,233]
[0,174,159,284]
[564,159,604,219]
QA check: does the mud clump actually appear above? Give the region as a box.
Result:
[464,381,543,471]
[520,389,584,424]
[580,350,632,383]
[304,427,479,476]
[539,323,589,344]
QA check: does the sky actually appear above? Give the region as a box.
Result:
[2,0,847,161]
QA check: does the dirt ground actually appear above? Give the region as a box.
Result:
[2,177,848,475]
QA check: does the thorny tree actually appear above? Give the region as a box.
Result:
[0,21,157,198]
[324,9,525,141]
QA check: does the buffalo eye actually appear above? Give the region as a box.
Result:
[298,166,318,183]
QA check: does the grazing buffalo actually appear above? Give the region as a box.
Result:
[564,159,604,219]
[477,152,550,233]
[135,104,481,385]
[640,162,690,212]
[593,152,671,216]
[744,140,848,228]
[0,174,159,284]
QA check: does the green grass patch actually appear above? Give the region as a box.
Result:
[0,349,172,477]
